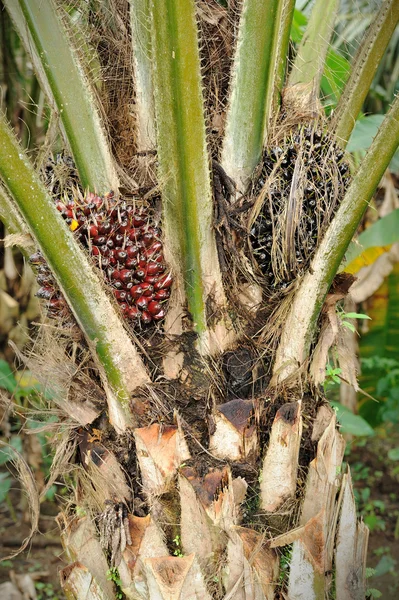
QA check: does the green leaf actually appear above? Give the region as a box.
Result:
[290,8,307,44]
[0,359,17,393]
[0,473,12,503]
[330,402,375,436]
[347,115,385,153]
[0,437,23,466]
[342,321,356,333]
[321,48,350,110]
[374,554,396,577]
[342,209,399,271]
[367,588,382,599]
[343,313,371,320]
[388,447,399,461]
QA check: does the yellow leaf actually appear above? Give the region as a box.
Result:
[342,245,392,274]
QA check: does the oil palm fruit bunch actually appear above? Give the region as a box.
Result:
[250,124,351,290]
[31,191,172,326]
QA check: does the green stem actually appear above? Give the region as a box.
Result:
[150,0,224,337]
[273,95,399,382]
[130,0,156,151]
[272,0,296,117]
[0,115,149,432]
[221,0,283,191]
[8,0,119,194]
[286,0,338,113]
[331,0,399,146]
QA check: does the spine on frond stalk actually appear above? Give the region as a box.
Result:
[221,0,284,192]
[149,0,228,352]
[0,116,149,433]
[272,94,399,383]
[7,0,118,193]
[331,0,399,146]
[284,0,338,115]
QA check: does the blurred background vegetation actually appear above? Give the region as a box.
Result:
[0,0,398,598]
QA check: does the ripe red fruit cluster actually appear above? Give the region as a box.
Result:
[31,192,172,326]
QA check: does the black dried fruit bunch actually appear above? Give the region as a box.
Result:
[250,125,351,290]
[30,192,172,326]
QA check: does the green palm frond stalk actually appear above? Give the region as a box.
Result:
[150,0,225,344]
[8,0,119,193]
[222,0,283,191]
[331,0,399,145]
[0,114,149,432]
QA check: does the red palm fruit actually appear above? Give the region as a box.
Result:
[154,272,173,290]
[152,253,164,263]
[146,262,162,276]
[119,269,133,283]
[141,310,152,324]
[115,250,127,263]
[119,220,130,233]
[125,257,138,269]
[132,215,146,227]
[88,225,98,237]
[128,229,141,240]
[126,307,140,320]
[91,246,100,256]
[152,309,166,320]
[148,301,162,316]
[112,280,123,290]
[47,297,65,310]
[56,201,67,212]
[110,269,120,280]
[114,290,127,302]
[124,282,135,294]
[99,222,112,235]
[135,269,146,280]
[136,296,148,310]
[119,303,129,314]
[129,284,143,300]
[144,275,159,285]
[154,289,170,300]
[93,235,107,246]
[66,209,74,218]
[113,233,124,246]
[142,232,154,246]
[140,282,154,295]
[99,245,109,256]
[145,241,162,257]
[106,239,114,249]
[138,255,147,268]
[126,245,139,258]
